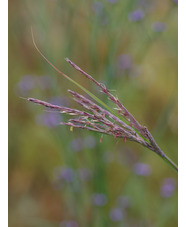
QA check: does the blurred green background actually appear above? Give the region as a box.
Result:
[9,0,178,226]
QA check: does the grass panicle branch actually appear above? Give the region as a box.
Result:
[28,32,178,172]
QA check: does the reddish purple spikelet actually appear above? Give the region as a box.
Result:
[65,58,148,138]
[27,50,178,171]
[27,55,158,152]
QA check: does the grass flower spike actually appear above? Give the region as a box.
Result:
[28,31,178,172]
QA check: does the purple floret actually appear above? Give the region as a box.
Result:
[133,162,152,176]
[91,193,108,206]
[109,208,124,222]
[160,178,177,198]
[128,9,144,22]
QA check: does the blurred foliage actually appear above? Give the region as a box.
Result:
[9,0,177,226]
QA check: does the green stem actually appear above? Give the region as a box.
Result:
[158,152,178,173]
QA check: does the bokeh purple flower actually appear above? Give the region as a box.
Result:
[132,162,152,176]
[117,54,133,71]
[16,75,54,95]
[16,75,35,95]
[128,9,144,22]
[160,178,177,198]
[69,138,84,152]
[152,22,167,33]
[91,193,108,206]
[60,220,79,227]
[34,96,67,129]
[59,167,76,183]
[92,1,109,26]
[52,167,77,190]
[92,2,104,14]
[173,0,178,4]
[36,112,62,128]
[109,208,124,222]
